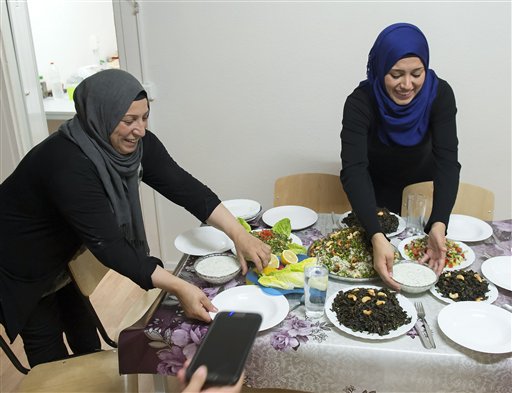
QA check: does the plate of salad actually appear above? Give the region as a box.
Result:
[308,227,400,281]
[234,218,306,256]
[398,235,475,271]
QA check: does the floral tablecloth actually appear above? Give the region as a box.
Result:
[118,216,512,393]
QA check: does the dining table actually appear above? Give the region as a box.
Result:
[117,214,512,393]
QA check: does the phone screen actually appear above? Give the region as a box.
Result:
[185,311,262,386]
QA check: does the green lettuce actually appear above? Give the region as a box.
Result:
[237,217,251,232]
[272,218,291,237]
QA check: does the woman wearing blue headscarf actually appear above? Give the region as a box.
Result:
[340,23,460,289]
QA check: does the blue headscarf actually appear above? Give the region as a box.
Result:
[363,23,439,146]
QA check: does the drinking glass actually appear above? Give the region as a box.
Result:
[404,193,427,237]
[304,264,329,319]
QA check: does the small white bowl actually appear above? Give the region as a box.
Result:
[194,253,241,285]
[392,260,438,294]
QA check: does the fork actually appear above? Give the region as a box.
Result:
[415,302,436,348]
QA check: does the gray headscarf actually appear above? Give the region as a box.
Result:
[60,69,149,253]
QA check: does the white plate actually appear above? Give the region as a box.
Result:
[231,231,302,255]
[438,302,512,354]
[430,281,499,304]
[338,211,406,237]
[447,214,493,242]
[262,206,318,230]
[222,199,261,221]
[174,226,234,256]
[210,285,289,331]
[481,256,512,291]
[324,285,417,340]
[398,235,475,271]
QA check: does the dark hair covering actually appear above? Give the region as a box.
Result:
[362,23,439,146]
[59,69,149,253]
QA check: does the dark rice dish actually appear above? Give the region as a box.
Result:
[435,270,489,302]
[330,287,411,335]
[342,207,399,234]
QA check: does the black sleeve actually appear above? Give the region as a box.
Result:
[141,130,221,222]
[340,88,383,237]
[45,146,159,290]
[425,80,461,231]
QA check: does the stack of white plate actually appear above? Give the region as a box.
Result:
[222,199,262,221]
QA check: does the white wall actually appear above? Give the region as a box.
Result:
[26,0,117,85]
[129,2,511,263]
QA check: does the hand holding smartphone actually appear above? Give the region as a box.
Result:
[185,311,262,386]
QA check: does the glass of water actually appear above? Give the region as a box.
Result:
[304,264,329,319]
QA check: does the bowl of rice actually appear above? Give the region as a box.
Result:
[194,253,241,285]
[392,260,438,294]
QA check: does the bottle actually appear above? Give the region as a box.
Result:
[39,75,48,98]
[48,62,65,99]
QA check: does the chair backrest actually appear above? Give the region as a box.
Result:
[68,248,117,347]
[274,173,352,213]
[0,331,30,374]
[401,181,495,221]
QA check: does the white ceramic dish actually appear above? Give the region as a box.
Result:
[324,285,417,340]
[194,253,241,285]
[231,231,302,256]
[210,285,289,331]
[398,235,475,271]
[438,302,512,354]
[446,214,493,242]
[262,206,318,230]
[430,281,498,304]
[222,199,262,221]
[391,261,437,294]
[174,226,234,256]
[338,211,406,238]
[481,256,512,291]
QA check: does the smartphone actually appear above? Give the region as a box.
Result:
[185,311,262,386]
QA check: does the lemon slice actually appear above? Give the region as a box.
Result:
[268,253,280,269]
[281,250,298,265]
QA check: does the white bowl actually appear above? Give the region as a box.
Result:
[193,253,241,285]
[392,260,438,294]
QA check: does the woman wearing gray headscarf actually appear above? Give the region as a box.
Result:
[0,69,270,367]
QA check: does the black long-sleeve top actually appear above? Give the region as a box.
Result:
[0,130,221,340]
[340,79,461,238]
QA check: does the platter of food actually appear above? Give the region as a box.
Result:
[325,285,417,340]
[398,235,475,271]
[438,302,512,354]
[308,227,399,281]
[338,208,406,237]
[446,214,493,242]
[430,269,498,304]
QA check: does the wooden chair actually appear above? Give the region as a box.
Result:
[401,181,495,221]
[0,332,30,374]
[68,248,118,348]
[17,349,138,393]
[273,173,352,213]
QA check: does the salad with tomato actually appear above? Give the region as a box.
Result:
[403,236,466,269]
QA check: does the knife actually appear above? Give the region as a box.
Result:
[414,320,432,349]
[420,316,437,349]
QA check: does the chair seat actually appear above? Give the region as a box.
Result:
[17,350,137,393]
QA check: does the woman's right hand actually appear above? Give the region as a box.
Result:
[371,233,400,290]
[177,362,244,393]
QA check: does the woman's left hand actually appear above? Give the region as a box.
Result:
[420,222,447,274]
